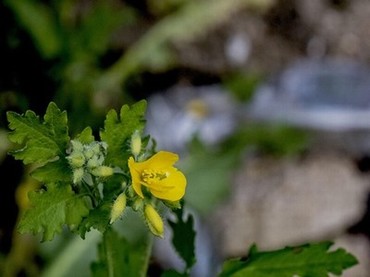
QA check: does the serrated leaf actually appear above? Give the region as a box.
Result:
[7,102,69,164]
[219,242,358,277]
[18,184,90,241]
[100,100,146,168]
[91,228,151,277]
[31,158,71,183]
[168,208,196,270]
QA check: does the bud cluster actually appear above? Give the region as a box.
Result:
[66,140,113,184]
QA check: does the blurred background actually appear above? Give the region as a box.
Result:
[1,0,370,276]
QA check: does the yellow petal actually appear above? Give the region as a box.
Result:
[144,151,179,170]
[128,157,144,198]
[150,168,186,201]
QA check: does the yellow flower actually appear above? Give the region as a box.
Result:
[128,151,186,201]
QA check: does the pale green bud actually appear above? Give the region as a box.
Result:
[84,147,95,160]
[67,152,85,168]
[144,204,164,238]
[132,198,143,211]
[121,180,127,189]
[91,166,114,177]
[131,130,142,156]
[71,140,83,152]
[73,167,84,184]
[90,142,101,155]
[110,193,127,224]
[87,156,100,169]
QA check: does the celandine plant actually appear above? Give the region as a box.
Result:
[7,101,360,276]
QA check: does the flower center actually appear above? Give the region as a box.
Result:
[141,169,167,185]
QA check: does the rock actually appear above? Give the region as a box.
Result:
[212,151,370,257]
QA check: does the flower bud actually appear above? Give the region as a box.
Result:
[110,193,127,224]
[86,156,100,169]
[67,152,85,168]
[73,167,84,184]
[144,204,164,238]
[132,198,143,211]
[84,147,95,160]
[91,166,114,177]
[90,142,101,155]
[71,140,83,152]
[130,130,142,157]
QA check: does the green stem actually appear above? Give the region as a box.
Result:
[103,235,115,277]
[80,180,98,207]
[140,234,153,277]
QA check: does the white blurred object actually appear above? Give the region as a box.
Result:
[249,58,370,130]
[225,32,251,66]
[146,85,238,153]
[248,58,370,155]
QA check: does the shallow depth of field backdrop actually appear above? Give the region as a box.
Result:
[1,0,370,276]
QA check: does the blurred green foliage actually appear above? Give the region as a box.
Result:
[3,0,273,135]
[223,73,263,102]
[183,125,307,214]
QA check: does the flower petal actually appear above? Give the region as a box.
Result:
[128,157,144,198]
[150,168,186,201]
[143,151,179,170]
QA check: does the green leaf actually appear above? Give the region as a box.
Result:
[168,208,196,271]
[182,139,238,214]
[91,228,151,277]
[75,127,95,144]
[5,0,62,58]
[7,102,69,165]
[100,100,147,168]
[18,184,90,241]
[31,158,71,183]
[78,201,112,239]
[219,242,358,277]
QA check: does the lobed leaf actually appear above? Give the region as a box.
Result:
[219,242,358,277]
[7,102,69,165]
[168,208,196,271]
[31,158,71,183]
[100,100,147,168]
[18,184,89,241]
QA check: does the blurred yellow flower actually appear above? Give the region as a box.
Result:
[128,151,186,201]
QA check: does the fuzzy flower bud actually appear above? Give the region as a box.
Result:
[110,193,127,224]
[84,148,95,160]
[130,130,142,157]
[86,156,101,169]
[144,204,164,238]
[73,167,84,184]
[132,198,143,211]
[68,152,85,168]
[91,166,114,177]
